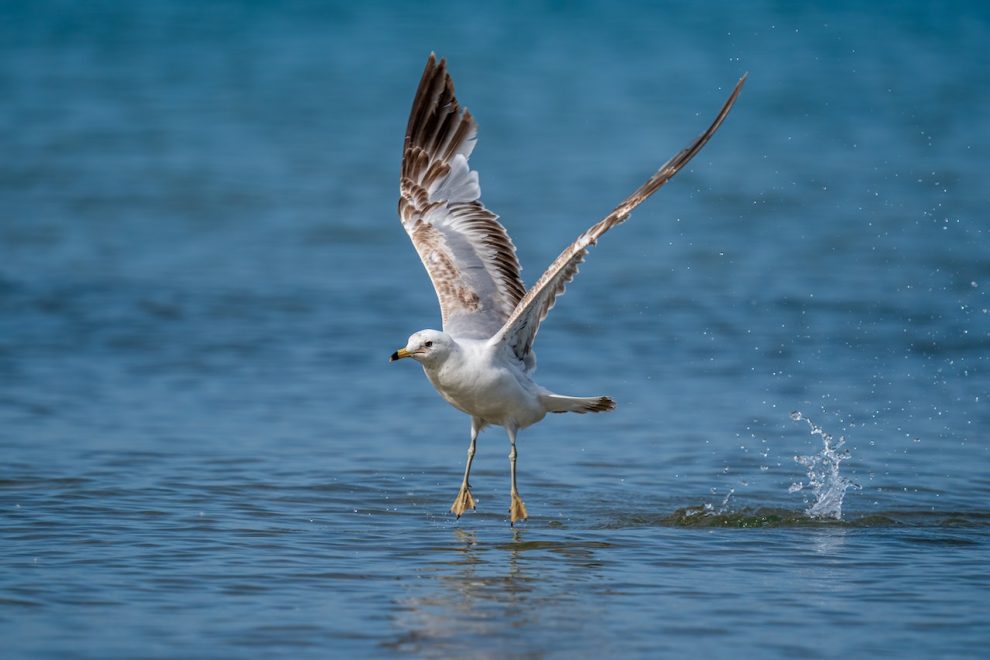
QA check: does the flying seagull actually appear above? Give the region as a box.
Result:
[390,53,745,524]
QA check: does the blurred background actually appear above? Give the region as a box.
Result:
[2,0,986,495]
[1,1,988,656]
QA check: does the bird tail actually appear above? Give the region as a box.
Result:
[540,393,616,414]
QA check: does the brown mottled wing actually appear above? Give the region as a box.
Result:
[398,54,525,340]
[490,74,747,368]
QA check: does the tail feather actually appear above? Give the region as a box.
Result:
[541,394,616,414]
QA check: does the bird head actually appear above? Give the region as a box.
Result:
[389,329,453,366]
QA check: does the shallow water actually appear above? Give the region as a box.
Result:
[2,1,989,657]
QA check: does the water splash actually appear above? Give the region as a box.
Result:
[788,411,860,520]
[699,488,735,516]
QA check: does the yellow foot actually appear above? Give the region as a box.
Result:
[510,491,528,525]
[450,483,477,518]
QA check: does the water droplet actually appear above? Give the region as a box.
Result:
[789,412,859,519]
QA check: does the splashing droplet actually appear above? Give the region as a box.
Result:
[789,411,860,520]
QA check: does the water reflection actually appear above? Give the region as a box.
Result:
[386,527,608,655]
[811,527,848,555]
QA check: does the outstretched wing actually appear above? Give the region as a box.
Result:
[490,74,747,367]
[398,53,526,340]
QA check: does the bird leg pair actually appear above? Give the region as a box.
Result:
[450,420,528,525]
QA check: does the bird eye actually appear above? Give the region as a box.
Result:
[424,341,433,348]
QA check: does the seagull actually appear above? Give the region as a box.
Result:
[390,53,745,524]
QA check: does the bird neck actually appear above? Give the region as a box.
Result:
[420,338,466,380]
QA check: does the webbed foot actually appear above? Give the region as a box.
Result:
[450,483,477,518]
[509,490,528,525]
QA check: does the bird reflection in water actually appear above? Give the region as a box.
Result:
[385,527,609,655]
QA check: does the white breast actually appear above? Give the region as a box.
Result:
[424,343,545,428]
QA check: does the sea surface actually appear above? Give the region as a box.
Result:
[2,1,989,657]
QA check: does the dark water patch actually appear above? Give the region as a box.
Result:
[897,535,982,547]
[603,506,990,529]
[493,539,614,553]
[0,476,91,489]
[0,597,43,608]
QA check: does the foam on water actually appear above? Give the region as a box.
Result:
[788,411,860,520]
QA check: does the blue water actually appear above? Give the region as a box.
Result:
[2,1,989,657]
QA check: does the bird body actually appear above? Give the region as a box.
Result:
[393,330,603,432]
[424,336,547,430]
[390,54,745,524]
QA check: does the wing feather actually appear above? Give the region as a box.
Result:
[490,74,748,367]
[398,54,525,339]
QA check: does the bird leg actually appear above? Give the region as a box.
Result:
[451,420,480,518]
[508,427,528,525]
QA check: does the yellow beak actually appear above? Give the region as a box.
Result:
[389,347,412,362]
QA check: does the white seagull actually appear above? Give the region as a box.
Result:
[390,54,745,524]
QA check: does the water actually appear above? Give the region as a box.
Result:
[2,1,989,657]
